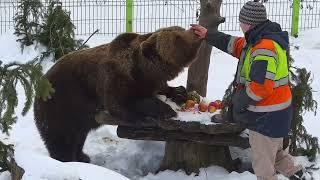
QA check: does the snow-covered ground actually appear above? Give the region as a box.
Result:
[0,27,319,180]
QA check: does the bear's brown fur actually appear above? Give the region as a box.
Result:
[34,26,202,162]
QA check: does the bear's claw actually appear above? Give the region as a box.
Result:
[131,97,177,119]
[168,86,188,105]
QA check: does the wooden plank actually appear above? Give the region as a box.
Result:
[117,126,250,149]
[96,111,244,135]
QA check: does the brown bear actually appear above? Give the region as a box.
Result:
[34,26,202,163]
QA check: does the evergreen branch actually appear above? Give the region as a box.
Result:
[289,64,319,161]
[17,73,33,116]
[0,141,13,172]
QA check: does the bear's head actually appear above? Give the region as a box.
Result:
[139,26,202,81]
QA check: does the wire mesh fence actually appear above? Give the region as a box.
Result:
[300,0,320,30]
[0,0,319,36]
[0,1,17,34]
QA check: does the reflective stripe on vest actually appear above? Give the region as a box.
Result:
[242,74,288,88]
[235,42,248,84]
[247,98,292,112]
[266,72,276,80]
[246,84,263,101]
[274,76,289,88]
[250,49,278,64]
[227,36,238,54]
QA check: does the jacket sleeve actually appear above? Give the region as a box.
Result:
[206,29,246,59]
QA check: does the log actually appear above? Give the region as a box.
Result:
[10,158,24,180]
[96,111,244,135]
[117,126,250,149]
[95,110,157,127]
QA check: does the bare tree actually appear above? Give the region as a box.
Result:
[159,0,234,174]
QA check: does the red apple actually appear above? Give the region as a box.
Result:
[208,105,216,113]
[210,100,222,109]
[185,100,195,109]
[199,102,208,112]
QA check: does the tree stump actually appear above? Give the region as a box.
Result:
[159,141,232,175]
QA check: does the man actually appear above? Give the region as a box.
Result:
[191,1,307,180]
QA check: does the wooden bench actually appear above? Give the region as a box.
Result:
[96,110,250,174]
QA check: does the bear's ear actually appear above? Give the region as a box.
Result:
[140,37,157,59]
[139,33,153,42]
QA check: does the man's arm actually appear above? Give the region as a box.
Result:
[190,24,245,59]
[206,29,231,53]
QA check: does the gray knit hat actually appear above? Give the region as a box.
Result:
[239,1,267,26]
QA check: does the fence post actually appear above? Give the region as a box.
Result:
[126,0,133,32]
[291,0,300,37]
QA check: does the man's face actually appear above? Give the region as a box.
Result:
[240,22,252,34]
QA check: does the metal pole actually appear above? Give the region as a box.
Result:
[126,0,133,32]
[291,0,300,37]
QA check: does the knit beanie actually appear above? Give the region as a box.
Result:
[239,1,267,26]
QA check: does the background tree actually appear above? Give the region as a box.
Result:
[0,57,54,172]
[13,0,43,50]
[38,0,88,61]
[14,0,89,62]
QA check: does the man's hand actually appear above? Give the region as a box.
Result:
[190,24,208,39]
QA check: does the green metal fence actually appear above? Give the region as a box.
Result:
[0,0,319,36]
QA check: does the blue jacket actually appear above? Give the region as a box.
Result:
[207,20,292,138]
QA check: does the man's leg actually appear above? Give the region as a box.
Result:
[275,145,302,177]
[249,130,282,180]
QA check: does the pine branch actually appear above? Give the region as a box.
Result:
[14,0,43,51]
[289,61,319,161]
[38,0,89,61]
[0,141,13,172]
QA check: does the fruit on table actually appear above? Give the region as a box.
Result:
[199,102,208,112]
[209,100,223,109]
[185,100,196,109]
[208,105,216,113]
[187,91,201,103]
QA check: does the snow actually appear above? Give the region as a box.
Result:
[0,26,320,180]
[14,146,129,180]
[141,166,255,180]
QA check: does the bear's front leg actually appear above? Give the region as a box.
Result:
[106,99,145,122]
[131,97,177,119]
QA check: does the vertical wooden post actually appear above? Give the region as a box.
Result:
[186,0,224,96]
[160,0,234,175]
[126,0,133,32]
[291,0,300,37]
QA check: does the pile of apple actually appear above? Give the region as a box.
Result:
[180,91,223,113]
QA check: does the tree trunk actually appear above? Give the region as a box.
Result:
[10,158,24,180]
[159,141,232,175]
[186,0,224,96]
[161,0,232,174]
